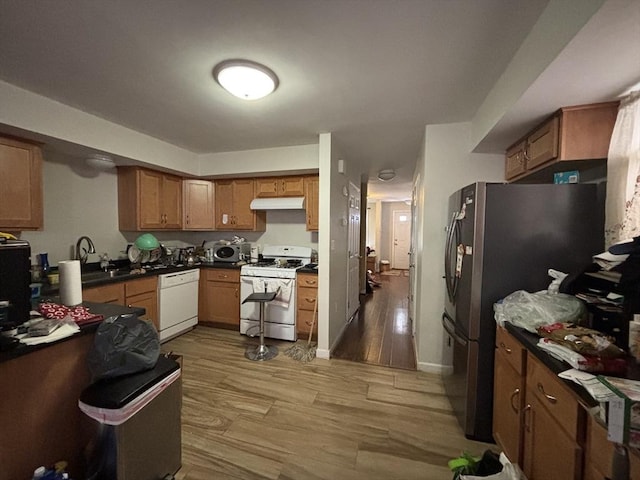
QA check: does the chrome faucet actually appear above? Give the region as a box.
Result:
[76,236,96,264]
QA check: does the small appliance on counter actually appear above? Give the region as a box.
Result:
[0,239,31,331]
[203,241,251,263]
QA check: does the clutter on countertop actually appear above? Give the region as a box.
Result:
[39,302,104,325]
[494,290,585,333]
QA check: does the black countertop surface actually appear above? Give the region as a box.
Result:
[505,322,640,408]
[0,301,145,363]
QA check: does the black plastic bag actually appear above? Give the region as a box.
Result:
[87,314,160,382]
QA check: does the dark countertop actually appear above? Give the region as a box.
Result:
[505,322,640,408]
[0,301,145,363]
[297,266,318,274]
[41,261,244,296]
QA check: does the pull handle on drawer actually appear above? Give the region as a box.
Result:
[537,382,557,404]
[509,388,520,414]
[500,341,512,354]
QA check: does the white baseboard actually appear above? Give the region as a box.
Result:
[316,348,330,359]
[417,361,453,376]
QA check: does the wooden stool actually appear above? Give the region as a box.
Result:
[242,291,278,361]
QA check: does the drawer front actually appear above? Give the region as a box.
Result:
[297,274,318,288]
[527,354,579,437]
[83,283,124,305]
[203,268,240,283]
[125,276,157,297]
[297,287,317,311]
[496,327,525,375]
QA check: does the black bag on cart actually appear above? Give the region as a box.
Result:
[87,314,160,382]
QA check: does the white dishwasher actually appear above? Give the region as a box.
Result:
[157,269,199,342]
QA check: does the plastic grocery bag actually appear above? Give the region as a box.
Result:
[87,314,160,381]
[460,463,527,480]
[494,290,585,333]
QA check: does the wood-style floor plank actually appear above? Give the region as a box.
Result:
[332,272,417,370]
[165,327,492,480]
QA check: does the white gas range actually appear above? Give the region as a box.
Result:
[239,245,312,341]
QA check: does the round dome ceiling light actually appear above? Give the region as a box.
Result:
[213,59,279,100]
[86,153,116,170]
[377,169,396,181]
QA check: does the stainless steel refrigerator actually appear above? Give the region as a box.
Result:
[442,182,604,442]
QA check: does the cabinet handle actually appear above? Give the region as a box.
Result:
[305,298,316,304]
[281,180,286,192]
[537,382,557,404]
[234,288,238,298]
[186,215,189,225]
[499,341,512,354]
[523,404,532,432]
[523,144,530,162]
[306,280,317,286]
[509,388,520,414]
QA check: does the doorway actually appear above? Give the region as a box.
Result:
[392,210,410,269]
[333,200,416,370]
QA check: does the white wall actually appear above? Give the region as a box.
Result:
[413,122,504,373]
[198,144,319,177]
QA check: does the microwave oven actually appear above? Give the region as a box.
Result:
[0,239,31,329]
[212,243,250,263]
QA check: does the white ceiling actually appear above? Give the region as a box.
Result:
[0,1,638,201]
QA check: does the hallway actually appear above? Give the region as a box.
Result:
[332,271,416,370]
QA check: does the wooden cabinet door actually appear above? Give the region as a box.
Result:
[231,178,257,230]
[161,173,183,229]
[493,348,524,466]
[505,142,526,181]
[281,176,305,196]
[138,168,164,229]
[526,116,559,170]
[523,392,582,480]
[126,291,158,329]
[183,179,214,230]
[201,280,239,327]
[255,177,279,197]
[0,137,43,230]
[305,175,319,231]
[82,283,125,305]
[215,180,235,229]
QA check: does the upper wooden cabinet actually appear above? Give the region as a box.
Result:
[505,102,619,182]
[183,179,214,230]
[304,175,319,232]
[118,167,183,231]
[255,176,305,197]
[215,178,266,231]
[0,136,43,230]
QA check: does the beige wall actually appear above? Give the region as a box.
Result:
[413,122,504,373]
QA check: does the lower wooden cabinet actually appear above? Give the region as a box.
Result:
[493,327,526,465]
[584,413,640,480]
[199,268,240,328]
[83,276,158,329]
[296,273,318,340]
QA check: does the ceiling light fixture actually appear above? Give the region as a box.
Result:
[377,169,396,181]
[213,59,279,100]
[85,153,116,170]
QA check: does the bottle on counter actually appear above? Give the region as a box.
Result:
[38,253,50,275]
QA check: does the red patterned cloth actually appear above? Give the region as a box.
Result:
[38,302,103,325]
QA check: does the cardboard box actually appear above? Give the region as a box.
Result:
[598,376,640,447]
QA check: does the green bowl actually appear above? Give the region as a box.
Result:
[134,233,160,251]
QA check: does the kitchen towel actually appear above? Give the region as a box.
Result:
[59,260,83,306]
[251,278,292,307]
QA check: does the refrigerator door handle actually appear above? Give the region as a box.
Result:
[444,212,460,303]
[442,312,467,347]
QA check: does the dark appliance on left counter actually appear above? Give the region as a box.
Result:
[0,239,31,330]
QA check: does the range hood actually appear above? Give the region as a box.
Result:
[250,196,306,210]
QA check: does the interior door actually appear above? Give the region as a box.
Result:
[392,210,411,269]
[347,181,361,321]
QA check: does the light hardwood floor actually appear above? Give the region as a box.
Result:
[163,327,492,479]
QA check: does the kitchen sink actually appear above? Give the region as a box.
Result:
[81,269,131,283]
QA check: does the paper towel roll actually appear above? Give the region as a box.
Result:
[59,260,83,306]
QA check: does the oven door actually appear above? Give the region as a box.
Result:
[240,276,296,324]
